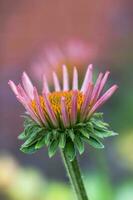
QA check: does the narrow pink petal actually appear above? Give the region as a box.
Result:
[81,64,93,93]
[88,85,118,118]
[90,73,103,103]
[72,67,78,90]
[62,64,69,91]
[97,71,110,97]
[25,103,42,125]
[17,85,41,124]
[71,90,78,124]
[81,83,94,120]
[17,84,30,103]
[53,72,61,91]
[8,80,19,96]
[43,93,58,127]
[22,72,34,99]
[42,75,50,94]
[9,81,41,125]
[33,88,48,126]
[61,97,70,127]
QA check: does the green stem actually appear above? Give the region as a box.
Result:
[61,150,89,200]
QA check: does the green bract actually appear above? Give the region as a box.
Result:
[19,113,118,161]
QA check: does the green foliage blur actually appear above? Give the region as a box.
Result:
[0,154,133,200]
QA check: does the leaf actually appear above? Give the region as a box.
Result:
[82,136,104,149]
[35,136,46,149]
[75,122,86,128]
[94,130,118,138]
[20,143,38,154]
[18,131,27,140]
[48,140,59,158]
[59,133,66,149]
[79,128,90,138]
[23,116,37,129]
[68,129,75,141]
[74,135,84,155]
[45,132,52,146]
[92,112,103,120]
[21,127,43,148]
[93,121,109,131]
[64,140,76,161]
[86,122,94,133]
[52,130,59,139]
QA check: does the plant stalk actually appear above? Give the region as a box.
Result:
[61,150,89,200]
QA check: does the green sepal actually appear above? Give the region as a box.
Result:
[35,136,46,150]
[20,143,38,154]
[92,112,104,120]
[94,129,118,139]
[21,127,43,148]
[52,130,59,139]
[48,140,59,158]
[82,135,104,149]
[45,132,52,146]
[18,131,27,140]
[19,113,117,157]
[79,128,90,138]
[64,140,76,161]
[59,133,66,149]
[68,129,75,141]
[86,122,94,133]
[74,135,84,155]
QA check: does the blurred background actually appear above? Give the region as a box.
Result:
[0,0,133,199]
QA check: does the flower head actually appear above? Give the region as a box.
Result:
[9,65,118,161]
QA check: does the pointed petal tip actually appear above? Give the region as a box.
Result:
[8,80,13,85]
[22,71,30,80]
[81,64,93,93]
[106,70,110,74]
[62,64,69,91]
[112,84,118,91]
[22,71,26,76]
[8,80,18,95]
[42,74,50,94]
[72,66,78,90]
[52,71,61,91]
[88,64,93,69]
[62,64,67,68]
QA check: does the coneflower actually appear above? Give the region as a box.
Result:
[9,64,118,200]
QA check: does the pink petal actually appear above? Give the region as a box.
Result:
[16,85,42,125]
[97,71,110,97]
[71,90,78,125]
[33,87,48,126]
[9,81,41,125]
[42,74,50,94]
[8,80,19,96]
[61,97,70,127]
[81,83,94,120]
[22,72,34,99]
[53,72,61,91]
[17,84,30,103]
[25,103,42,125]
[88,85,118,118]
[62,64,69,91]
[81,64,93,93]
[90,73,103,103]
[72,67,78,90]
[43,93,58,127]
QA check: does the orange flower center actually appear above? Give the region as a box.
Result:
[31,91,85,116]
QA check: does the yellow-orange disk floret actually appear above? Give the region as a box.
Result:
[31,91,85,117]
